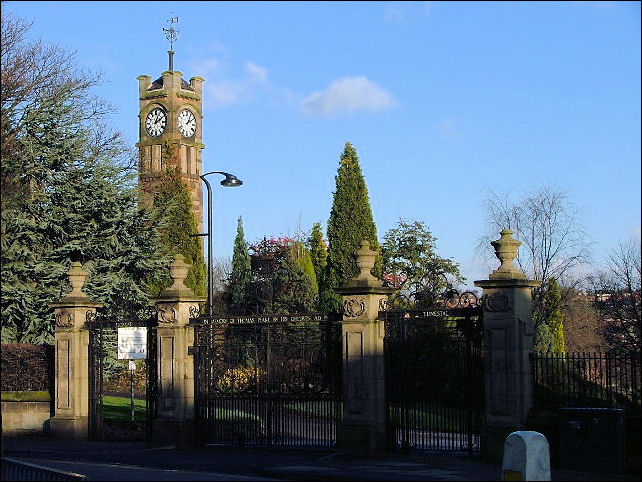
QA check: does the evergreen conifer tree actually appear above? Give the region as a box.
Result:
[535,278,566,352]
[292,241,318,297]
[308,222,328,289]
[147,164,206,298]
[1,86,165,343]
[272,245,316,314]
[229,216,252,309]
[324,142,381,310]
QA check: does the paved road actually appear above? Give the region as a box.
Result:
[4,457,280,481]
[3,434,639,481]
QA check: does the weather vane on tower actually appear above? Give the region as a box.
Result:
[163,15,179,71]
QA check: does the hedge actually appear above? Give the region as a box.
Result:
[1,343,54,392]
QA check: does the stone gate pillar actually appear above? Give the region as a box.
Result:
[49,262,102,439]
[474,229,539,461]
[152,254,205,447]
[336,241,394,455]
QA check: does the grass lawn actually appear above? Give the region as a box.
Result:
[101,395,146,421]
[285,400,343,419]
[211,408,262,423]
[388,403,481,432]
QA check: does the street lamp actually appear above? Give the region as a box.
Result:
[200,171,243,316]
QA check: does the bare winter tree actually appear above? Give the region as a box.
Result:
[1,8,136,203]
[587,237,641,351]
[477,185,593,348]
[211,256,232,294]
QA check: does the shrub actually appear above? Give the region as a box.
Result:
[216,366,265,393]
[1,343,53,391]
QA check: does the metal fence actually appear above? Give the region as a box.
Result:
[87,317,158,443]
[383,306,484,454]
[1,458,86,481]
[530,351,641,412]
[192,314,343,448]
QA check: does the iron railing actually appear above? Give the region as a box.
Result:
[192,313,343,448]
[1,458,86,481]
[530,351,641,412]
[87,317,158,443]
[382,304,484,454]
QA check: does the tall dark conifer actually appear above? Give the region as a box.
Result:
[324,142,381,309]
[229,216,251,309]
[308,222,327,286]
[1,88,165,343]
[535,278,566,352]
[148,165,206,298]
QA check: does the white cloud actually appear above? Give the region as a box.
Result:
[300,76,398,117]
[244,62,267,84]
[384,1,433,24]
[435,116,462,140]
[201,61,269,108]
[208,80,243,105]
[192,58,223,77]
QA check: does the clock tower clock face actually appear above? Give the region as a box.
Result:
[177,109,197,137]
[145,107,167,137]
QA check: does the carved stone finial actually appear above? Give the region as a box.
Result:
[346,240,381,288]
[489,229,526,280]
[66,262,90,300]
[161,254,196,298]
[356,240,376,275]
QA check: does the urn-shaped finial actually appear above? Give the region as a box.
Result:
[489,229,526,280]
[67,262,90,299]
[344,240,381,288]
[356,240,377,277]
[167,254,192,293]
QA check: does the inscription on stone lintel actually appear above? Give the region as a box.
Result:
[203,314,331,325]
[420,310,450,318]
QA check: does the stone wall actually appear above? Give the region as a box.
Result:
[1,392,52,434]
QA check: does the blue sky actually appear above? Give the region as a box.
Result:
[6,1,641,288]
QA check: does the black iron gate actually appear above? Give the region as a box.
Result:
[383,291,484,453]
[88,316,158,443]
[192,314,342,448]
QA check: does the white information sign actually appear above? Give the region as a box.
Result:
[118,327,147,359]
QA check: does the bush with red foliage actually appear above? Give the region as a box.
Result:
[1,343,53,392]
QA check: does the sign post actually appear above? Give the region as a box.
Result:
[129,360,136,421]
[118,327,147,423]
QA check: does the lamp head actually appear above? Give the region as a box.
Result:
[220,173,243,187]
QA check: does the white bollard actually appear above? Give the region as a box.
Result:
[502,431,551,481]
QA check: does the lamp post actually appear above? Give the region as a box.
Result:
[200,171,243,316]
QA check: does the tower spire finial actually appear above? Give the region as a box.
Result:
[163,14,179,71]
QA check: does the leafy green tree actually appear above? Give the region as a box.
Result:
[325,142,381,310]
[229,216,251,309]
[535,278,566,352]
[147,166,206,298]
[381,219,465,309]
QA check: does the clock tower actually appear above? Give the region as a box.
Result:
[136,20,205,233]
